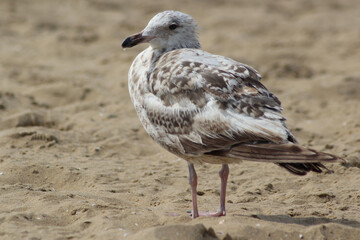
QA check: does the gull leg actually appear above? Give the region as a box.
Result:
[188,163,199,218]
[187,163,229,218]
[197,164,229,217]
[217,164,229,216]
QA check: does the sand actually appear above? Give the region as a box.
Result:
[0,0,360,239]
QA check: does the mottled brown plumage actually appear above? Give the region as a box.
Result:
[122,10,344,218]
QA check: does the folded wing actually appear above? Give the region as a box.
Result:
[144,49,343,175]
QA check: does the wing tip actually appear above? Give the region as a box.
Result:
[309,148,346,163]
[227,143,346,163]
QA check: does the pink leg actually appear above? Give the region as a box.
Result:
[188,163,199,218]
[217,164,229,216]
[188,163,229,218]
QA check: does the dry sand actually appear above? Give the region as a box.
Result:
[1,0,360,239]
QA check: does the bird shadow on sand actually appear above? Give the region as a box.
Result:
[234,214,360,229]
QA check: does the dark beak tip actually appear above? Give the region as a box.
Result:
[122,32,145,48]
[121,36,133,48]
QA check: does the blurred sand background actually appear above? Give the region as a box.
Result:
[1,0,360,239]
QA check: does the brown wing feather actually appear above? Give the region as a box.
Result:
[208,143,344,175]
[276,163,326,176]
[145,49,343,175]
[224,143,342,162]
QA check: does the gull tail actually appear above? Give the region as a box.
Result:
[224,143,345,175]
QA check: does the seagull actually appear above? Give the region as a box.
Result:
[122,10,343,218]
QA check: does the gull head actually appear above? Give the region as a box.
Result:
[122,10,200,50]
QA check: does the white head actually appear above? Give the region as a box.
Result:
[122,11,200,51]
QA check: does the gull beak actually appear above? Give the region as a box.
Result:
[122,32,155,48]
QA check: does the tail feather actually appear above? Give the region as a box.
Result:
[226,143,342,163]
[276,162,327,175]
[215,143,344,176]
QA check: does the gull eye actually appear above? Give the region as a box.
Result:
[169,24,178,30]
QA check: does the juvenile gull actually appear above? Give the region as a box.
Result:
[122,10,343,218]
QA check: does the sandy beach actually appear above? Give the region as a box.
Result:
[1,0,360,239]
